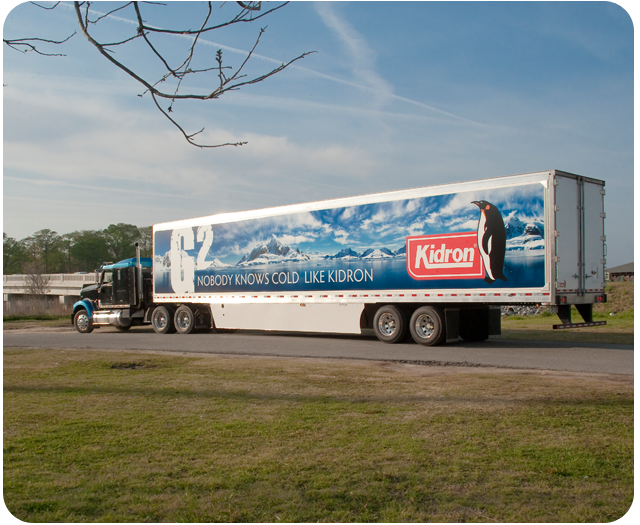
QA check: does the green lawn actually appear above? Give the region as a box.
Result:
[3,348,633,522]
[501,309,633,345]
[501,281,634,345]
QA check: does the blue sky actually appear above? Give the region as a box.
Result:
[2,1,635,266]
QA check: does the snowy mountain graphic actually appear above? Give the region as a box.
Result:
[361,247,395,259]
[504,213,545,256]
[235,236,408,266]
[154,253,171,268]
[329,248,360,260]
[504,213,526,239]
[200,258,231,270]
[237,235,310,266]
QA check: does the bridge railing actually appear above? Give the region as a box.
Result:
[3,273,98,298]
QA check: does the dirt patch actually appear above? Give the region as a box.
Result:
[3,326,76,333]
[375,360,634,386]
[109,362,158,370]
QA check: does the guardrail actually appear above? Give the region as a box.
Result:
[3,273,97,297]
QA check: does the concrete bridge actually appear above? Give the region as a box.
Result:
[3,273,97,305]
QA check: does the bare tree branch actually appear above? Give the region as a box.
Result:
[134,1,288,35]
[25,271,52,296]
[87,2,133,24]
[3,33,75,56]
[150,91,248,148]
[236,2,262,12]
[72,1,315,147]
[6,1,314,148]
[30,1,61,10]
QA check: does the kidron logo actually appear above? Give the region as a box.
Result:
[406,232,484,280]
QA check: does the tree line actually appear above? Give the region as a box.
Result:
[3,224,152,276]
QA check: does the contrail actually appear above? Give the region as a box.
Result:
[61,2,481,126]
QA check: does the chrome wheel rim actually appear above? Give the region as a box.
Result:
[176,311,190,330]
[414,314,435,339]
[378,313,397,336]
[154,311,167,330]
[76,312,89,331]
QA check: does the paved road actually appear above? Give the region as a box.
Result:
[3,327,634,375]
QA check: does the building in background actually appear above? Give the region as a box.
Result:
[605,263,634,281]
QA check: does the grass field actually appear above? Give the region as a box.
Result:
[3,348,633,522]
[501,281,634,345]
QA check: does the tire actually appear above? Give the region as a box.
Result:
[409,306,445,346]
[151,306,176,334]
[373,305,408,344]
[115,325,131,332]
[74,309,94,334]
[174,305,196,334]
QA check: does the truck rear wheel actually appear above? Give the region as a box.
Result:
[409,306,445,346]
[151,306,176,334]
[174,305,196,334]
[373,305,408,344]
[74,309,94,334]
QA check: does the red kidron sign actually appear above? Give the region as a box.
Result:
[406,232,484,280]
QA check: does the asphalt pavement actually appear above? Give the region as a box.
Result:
[2,328,634,375]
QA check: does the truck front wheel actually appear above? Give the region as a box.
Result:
[409,306,445,346]
[174,305,196,334]
[74,309,94,334]
[151,306,176,334]
[373,305,408,344]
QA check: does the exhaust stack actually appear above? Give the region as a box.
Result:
[135,243,143,304]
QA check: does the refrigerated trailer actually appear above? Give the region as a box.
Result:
[72,169,607,345]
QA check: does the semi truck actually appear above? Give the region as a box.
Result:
[72,169,607,345]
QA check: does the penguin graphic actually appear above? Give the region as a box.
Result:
[471,200,507,284]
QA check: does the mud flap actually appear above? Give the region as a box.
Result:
[445,308,460,343]
[488,307,501,336]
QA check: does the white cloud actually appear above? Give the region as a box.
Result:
[333,229,350,245]
[278,234,315,246]
[3,79,379,197]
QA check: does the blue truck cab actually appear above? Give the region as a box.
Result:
[72,250,153,333]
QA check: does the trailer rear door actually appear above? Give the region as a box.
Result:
[554,172,605,297]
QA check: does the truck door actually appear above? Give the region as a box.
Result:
[113,267,136,305]
[554,174,606,296]
[582,181,606,292]
[98,270,114,305]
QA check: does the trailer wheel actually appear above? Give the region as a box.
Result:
[373,305,408,344]
[174,305,197,334]
[74,309,93,334]
[151,306,176,334]
[409,306,445,346]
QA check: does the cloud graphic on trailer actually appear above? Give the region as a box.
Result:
[191,197,445,260]
[154,183,545,264]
